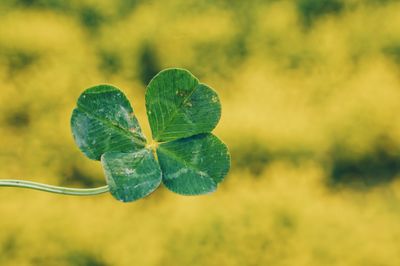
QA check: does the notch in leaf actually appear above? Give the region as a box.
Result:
[157,133,230,195]
[145,68,221,142]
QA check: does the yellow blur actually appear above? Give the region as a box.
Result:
[1,1,400,265]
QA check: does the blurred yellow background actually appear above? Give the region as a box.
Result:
[1,0,400,265]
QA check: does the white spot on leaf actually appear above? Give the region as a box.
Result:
[125,168,136,175]
[169,168,188,179]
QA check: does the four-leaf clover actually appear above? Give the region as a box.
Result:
[71,68,231,202]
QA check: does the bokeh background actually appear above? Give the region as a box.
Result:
[1,0,400,265]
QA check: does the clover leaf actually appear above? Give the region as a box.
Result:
[71,84,146,160]
[101,149,161,202]
[145,68,221,142]
[157,133,230,195]
[71,68,230,202]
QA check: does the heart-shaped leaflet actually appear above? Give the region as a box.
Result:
[71,69,230,202]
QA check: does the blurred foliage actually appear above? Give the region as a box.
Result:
[329,136,400,187]
[137,43,161,86]
[297,0,344,28]
[1,0,400,265]
[63,250,108,266]
[383,43,400,65]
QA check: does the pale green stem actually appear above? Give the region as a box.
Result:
[0,179,109,196]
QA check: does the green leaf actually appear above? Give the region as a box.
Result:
[101,149,161,202]
[145,68,221,142]
[157,133,230,195]
[71,85,146,160]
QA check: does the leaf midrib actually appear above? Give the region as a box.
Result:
[77,104,147,147]
[153,82,201,141]
[157,145,216,184]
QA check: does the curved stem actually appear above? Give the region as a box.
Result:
[0,179,109,196]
